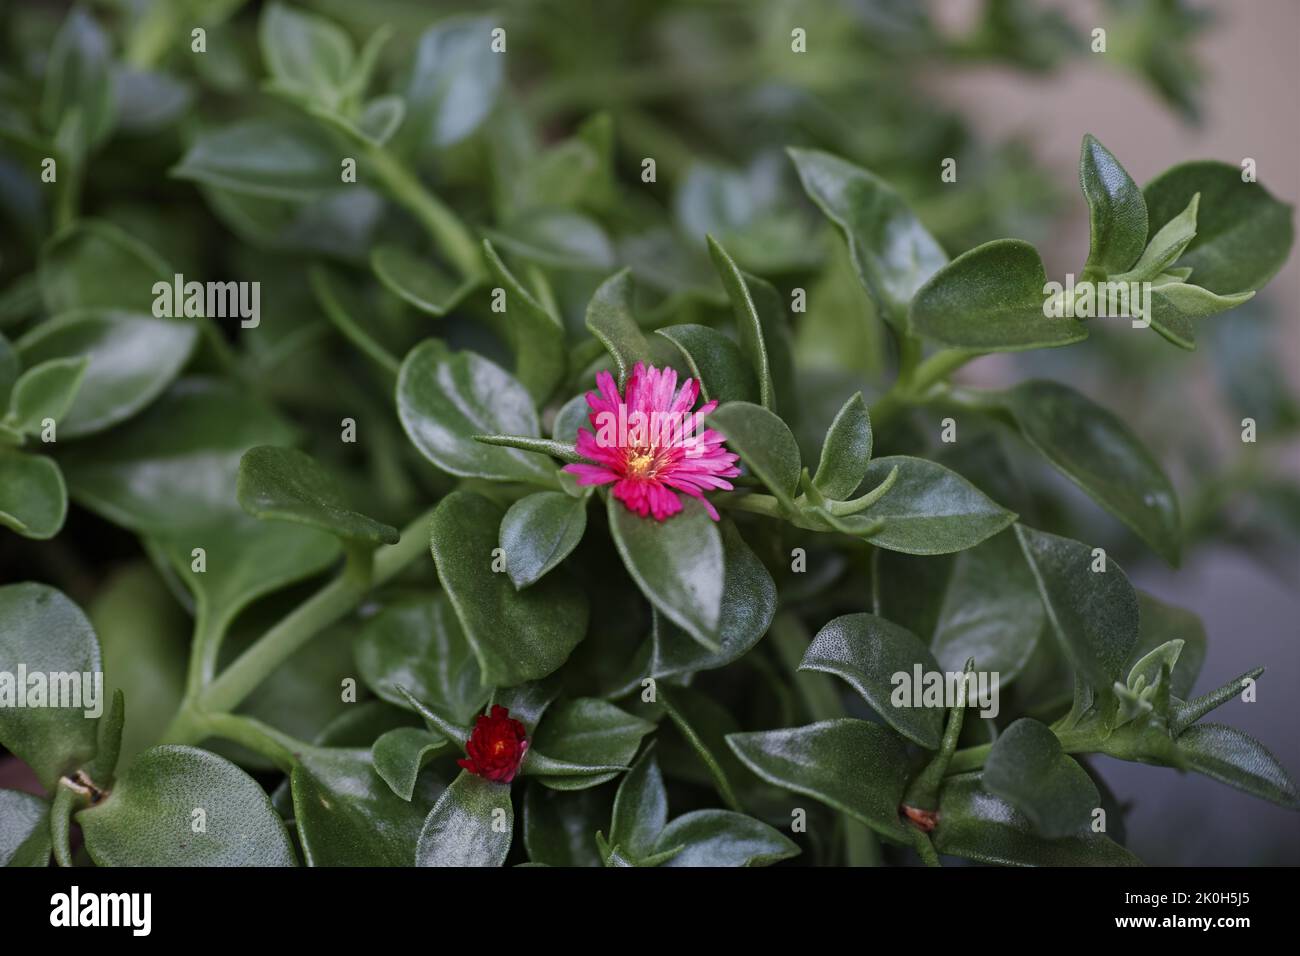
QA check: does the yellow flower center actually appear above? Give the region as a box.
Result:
[626,450,657,478]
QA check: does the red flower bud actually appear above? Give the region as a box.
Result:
[457,705,528,783]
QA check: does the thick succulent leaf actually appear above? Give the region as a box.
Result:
[1079,134,1148,276]
[371,244,474,317]
[982,718,1100,838]
[259,2,354,109]
[397,339,554,484]
[523,783,609,866]
[486,209,616,271]
[998,380,1180,564]
[80,745,297,866]
[39,220,167,314]
[1176,724,1299,809]
[373,727,448,801]
[659,685,749,810]
[727,719,913,843]
[0,450,67,539]
[933,772,1139,866]
[499,490,588,589]
[812,392,872,499]
[0,790,52,866]
[655,324,759,405]
[416,771,513,866]
[608,494,724,650]
[1129,592,1206,700]
[401,17,503,152]
[654,810,799,867]
[1014,525,1139,690]
[172,118,343,201]
[528,698,654,790]
[707,237,781,409]
[584,269,650,385]
[800,613,944,748]
[1146,281,1254,350]
[5,357,88,435]
[609,748,669,861]
[0,583,101,790]
[482,240,566,403]
[431,491,588,686]
[787,147,946,328]
[707,401,801,509]
[910,239,1086,350]
[237,445,399,544]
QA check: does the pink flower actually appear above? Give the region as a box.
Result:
[564,363,741,521]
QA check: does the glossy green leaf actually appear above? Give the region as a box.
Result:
[0,790,51,867]
[17,310,198,439]
[585,269,650,384]
[933,772,1139,866]
[61,377,297,533]
[416,770,512,866]
[172,119,342,201]
[354,593,488,725]
[292,746,440,866]
[659,685,748,811]
[609,747,668,861]
[707,237,780,409]
[800,613,944,748]
[1129,592,1206,700]
[528,698,654,789]
[608,494,723,650]
[0,583,101,790]
[397,339,554,484]
[655,810,799,867]
[813,392,872,499]
[431,491,588,686]
[371,244,474,317]
[650,518,776,678]
[1080,135,1148,276]
[401,17,503,152]
[0,450,67,539]
[1171,667,1260,735]
[499,490,588,589]
[787,147,946,327]
[910,239,1086,350]
[655,324,758,405]
[41,7,115,156]
[727,720,913,842]
[982,718,1100,838]
[856,456,1016,555]
[482,240,566,403]
[4,357,88,434]
[237,445,399,544]
[1176,724,1299,809]
[39,220,169,314]
[80,745,296,866]
[487,209,615,271]
[1143,160,1294,294]
[523,783,608,866]
[999,380,1180,564]
[1116,193,1199,282]
[1146,281,1254,350]
[707,401,800,509]
[1014,525,1139,690]
[373,727,448,801]
[260,2,354,109]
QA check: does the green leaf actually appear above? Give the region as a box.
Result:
[855,456,1015,555]
[800,613,944,748]
[486,209,615,271]
[0,790,52,867]
[61,377,297,533]
[1171,667,1261,735]
[4,357,87,434]
[401,17,503,152]
[585,269,650,385]
[933,771,1139,866]
[79,745,296,866]
[1176,724,1299,809]
[373,727,448,801]
[650,518,776,678]
[523,783,609,866]
[910,239,1086,350]
[500,490,588,589]
[658,685,747,811]
[1129,592,1205,701]
[354,593,488,726]
[707,237,780,409]
[655,324,759,405]
[1146,281,1254,350]
[0,450,67,539]
[39,220,169,314]
[431,491,588,686]
[608,494,724,650]
[982,718,1100,838]
[0,583,101,790]
[41,7,115,156]
[16,310,198,439]
[527,698,654,790]
[1080,134,1148,276]
[1143,160,1294,294]
[86,688,125,786]
[172,118,342,201]
[787,147,946,327]
[482,240,566,403]
[1014,525,1139,690]
[371,244,475,317]
[727,720,913,843]
[609,747,668,860]
[292,746,439,866]
[416,771,512,866]
[1115,193,1199,282]
[0,334,18,402]
[260,2,354,109]
[397,339,554,484]
[655,810,799,867]
[237,445,399,545]
[813,392,872,499]
[999,380,1180,564]
[707,401,801,510]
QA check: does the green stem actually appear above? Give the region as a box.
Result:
[364,145,483,281]
[184,600,230,700]
[868,346,983,428]
[180,506,436,726]
[195,713,307,772]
